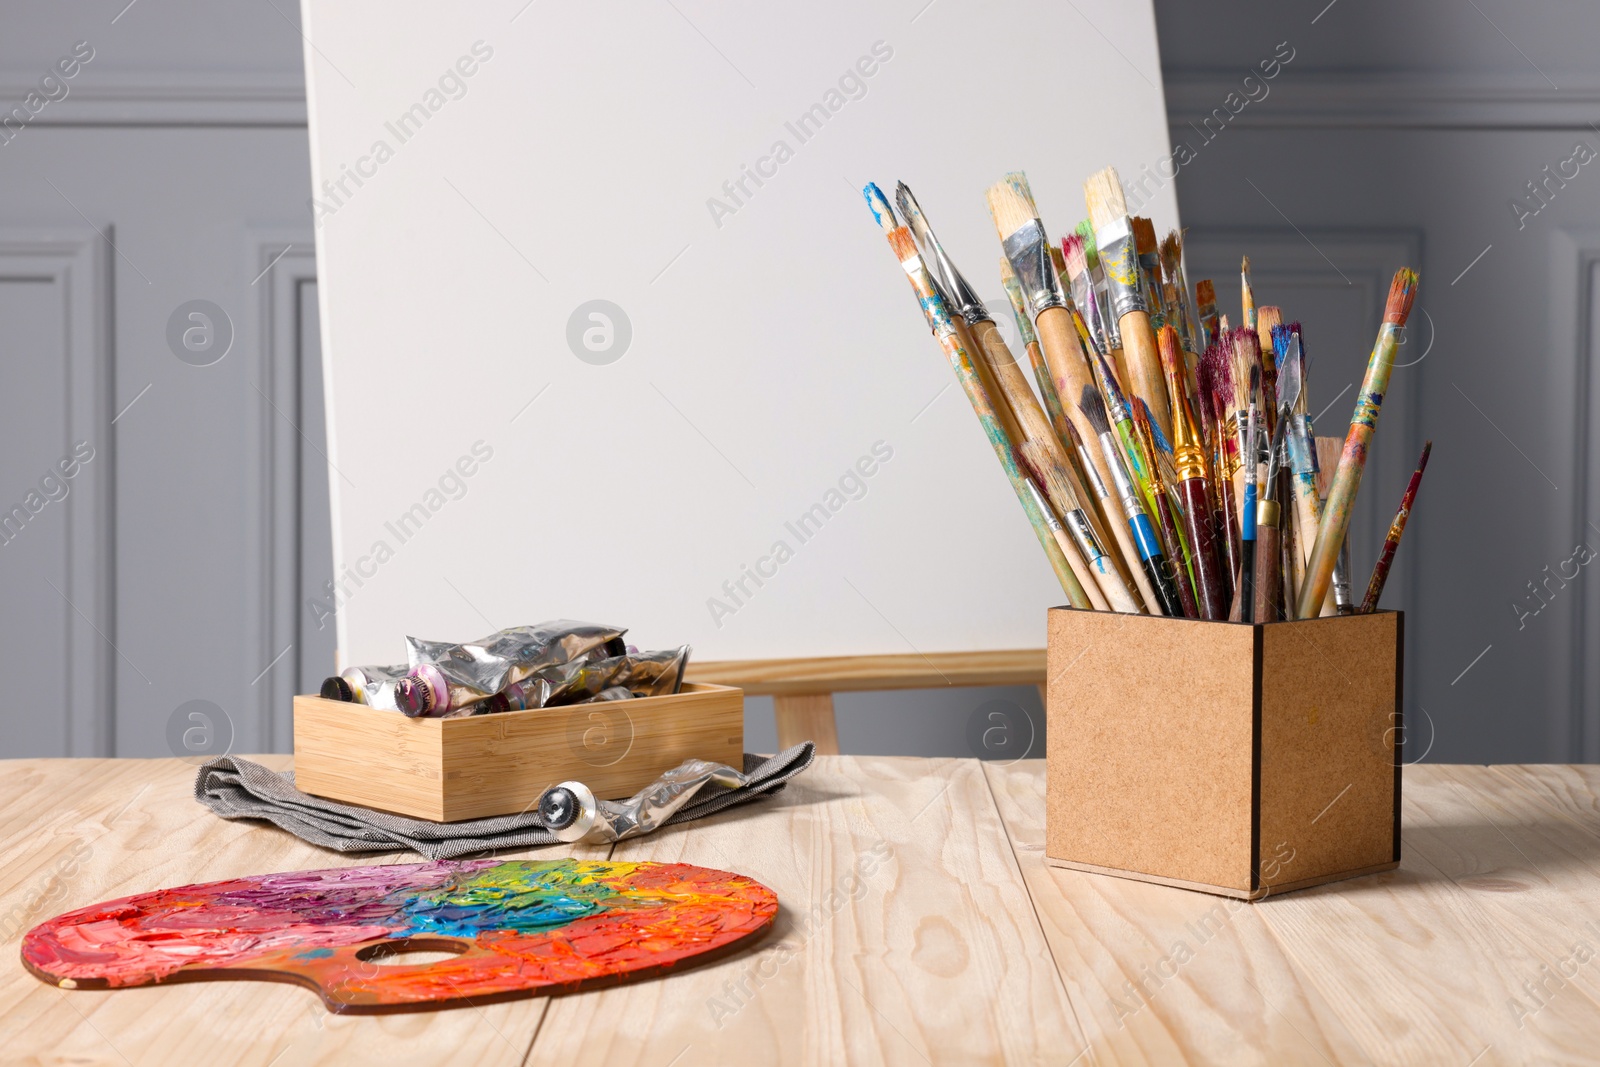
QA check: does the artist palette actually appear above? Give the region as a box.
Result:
[22,859,776,1012]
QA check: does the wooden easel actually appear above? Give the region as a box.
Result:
[690,649,1047,755]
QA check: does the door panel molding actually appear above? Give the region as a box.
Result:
[0,230,113,755]
[245,232,317,751]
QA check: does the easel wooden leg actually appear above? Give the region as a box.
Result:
[774,693,839,755]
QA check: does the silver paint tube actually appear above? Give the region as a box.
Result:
[396,620,626,717]
[539,757,750,844]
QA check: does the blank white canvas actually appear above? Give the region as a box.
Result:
[299,0,1178,666]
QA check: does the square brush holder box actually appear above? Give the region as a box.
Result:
[1046,608,1402,899]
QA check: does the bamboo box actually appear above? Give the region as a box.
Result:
[1045,608,1402,899]
[293,683,745,822]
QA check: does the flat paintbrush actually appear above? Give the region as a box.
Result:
[1083,167,1174,440]
[999,257,1075,457]
[1361,440,1432,613]
[1254,304,1283,433]
[1297,268,1419,619]
[1204,335,1243,601]
[987,172,1134,581]
[865,184,1090,608]
[1273,322,1319,617]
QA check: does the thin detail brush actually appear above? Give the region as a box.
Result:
[1161,325,1228,619]
[1361,440,1432,613]
[1196,278,1220,355]
[1241,255,1256,332]
[1237,364,1261,622]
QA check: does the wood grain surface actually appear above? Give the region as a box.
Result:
[2,757,1598,1064]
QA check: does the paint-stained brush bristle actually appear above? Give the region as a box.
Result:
[1256,305,1282,353]
[1074,220,1100,270]
[1083,167,1129,232]
[1078,385,1111,436]
[1132,217,1158,256]
[1272,323,1302,411]
[1203,335,1233,421]
[1285,324,1310,416]
[864,183,898,233]
[1159,231,1183,279]
[1038,457,1084,513]
[1196,278,1215,307]
[1061,233,1088,281]
[1248,363,1261,404]
[885,226,919,262]
[1384,267,1419,324]
[1229,329,1259,413]
[984,177,1038,242]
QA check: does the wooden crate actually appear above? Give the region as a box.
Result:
[293,683,744,822]
[1046,608,1402,899]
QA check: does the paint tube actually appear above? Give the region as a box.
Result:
[480,646,690,713]
[395,621,626,717]
[539,756,750,844]
[320,665,408,711]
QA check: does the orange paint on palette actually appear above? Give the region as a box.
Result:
[21,859,776,1012]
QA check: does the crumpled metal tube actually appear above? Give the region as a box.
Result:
[538,758,750,844]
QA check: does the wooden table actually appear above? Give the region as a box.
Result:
[2,757,1598,1065]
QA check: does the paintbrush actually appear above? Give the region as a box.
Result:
[1237,364,1261,622]
[1296,268,1419,619]
[1241,255,1257,332]
[1133,218,1164,325]
[1361,440,1432,613]
[1227,330,1262,544]
[1196,279,1220,355]
[1161,230,1200,356]
[901,180,1117,576]
[1083,167,1174,440]
[1315,436,1356,615]
[1023,440,1142,614]
[1254,305,1283,432]
[865,183,1091,608]
[1161,325,1227,619]
[987,173,1135,570]
[1080,387,1183,617]
[1061,234,1108,358]
[999,256,1075,457]
[1197,336,1238,603]
[1254,403,1292,622]
[1273,323,1319,616]
[1202,335,1243,600]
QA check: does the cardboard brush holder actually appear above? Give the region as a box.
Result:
[293,683,744,822]
[1045,608,1402,900]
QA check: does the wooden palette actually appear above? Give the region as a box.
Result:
[21,859,777,1012]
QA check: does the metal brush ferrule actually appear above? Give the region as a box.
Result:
[1001,220,1065,316]
[1257,500,1281,528]
[1172,444,1208,483]
[1075,443,1110,501]
[1063,509,1107,564]
[1093,218,1146,319]
[1097,433,1139,509]
[926,240,990,326]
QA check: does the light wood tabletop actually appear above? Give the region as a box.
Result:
[2,756,1598,1065]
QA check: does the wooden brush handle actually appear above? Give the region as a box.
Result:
[961,319,1025,448]
[1179,477,1227,620]
[1151,491,1198,618]
[1049,526,1111,612]
[1116,311,1174,443]
[1254,505,1283,622]
[1033,307,1159,612]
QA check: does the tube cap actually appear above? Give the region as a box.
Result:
[320,676,354,702]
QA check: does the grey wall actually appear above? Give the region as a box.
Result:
[1,0,1592,763]
[1154,0,1600,762]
